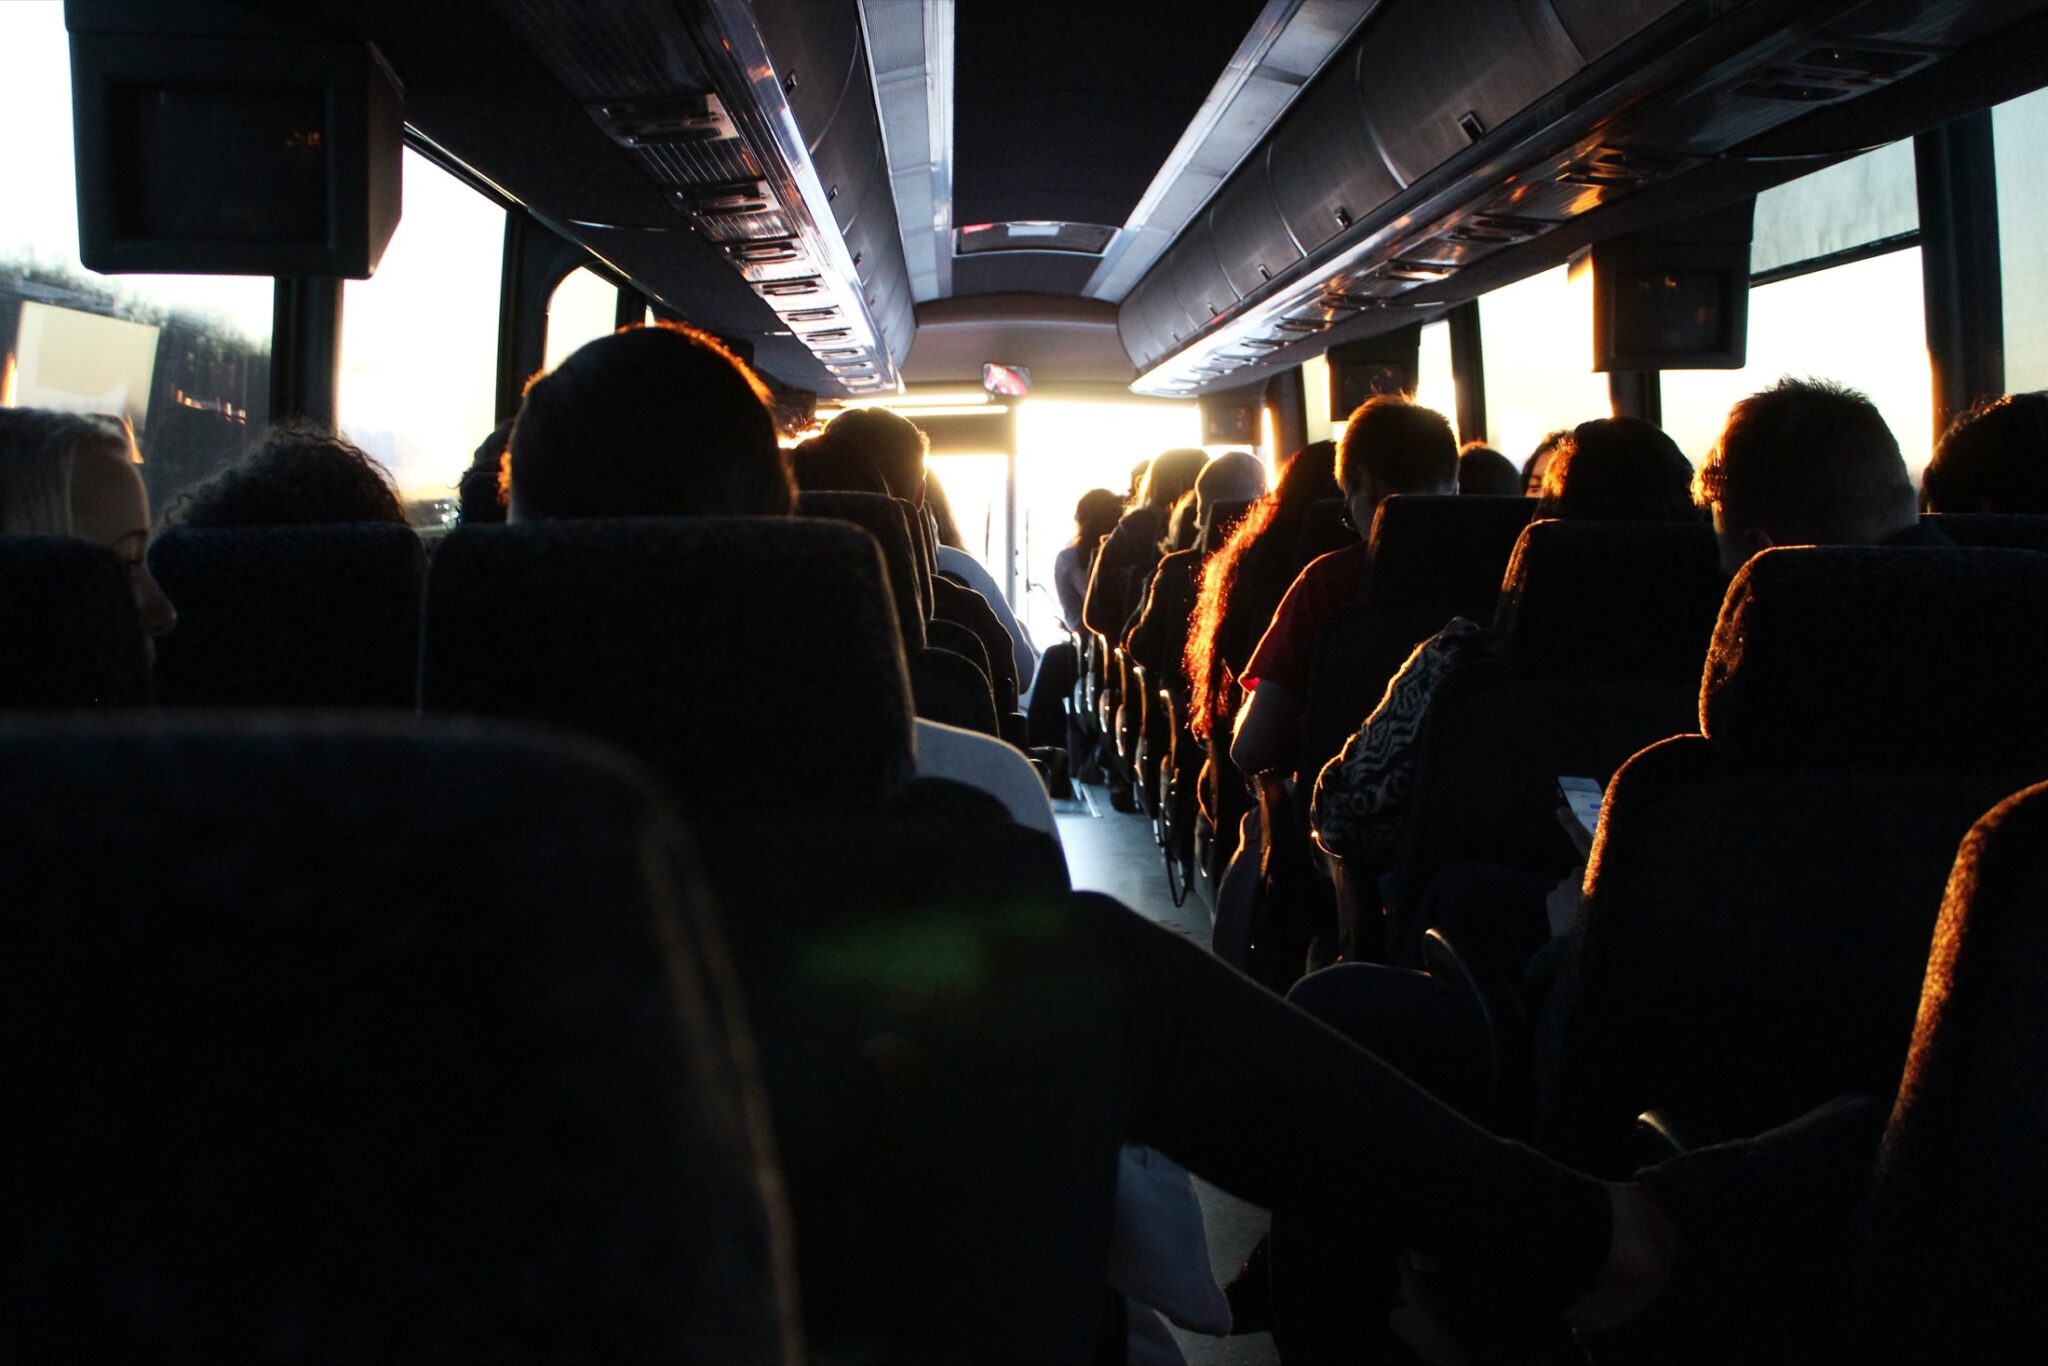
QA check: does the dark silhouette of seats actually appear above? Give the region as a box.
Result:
[1376,521,1725,961]
[1537,547,2048,1174]
[1845,779,2048,1364]
[147,523,425,707]
[1298,495,1536,782]
[0,536,150,707]
[1923,511,2048,551]
[421,518,916,818]
[796,492,923,649]
[1298,496,1356,564]
[0,715,795,1363]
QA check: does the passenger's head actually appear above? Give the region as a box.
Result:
[1138,448,1210,516]
[507,323,793,521]
[1521,430,1572,496]
[789,432,888,495]
[1457,442,1521,497]
[0,408,176,640]
[1072,487,1124,547]
[1534,417,1698,522]
[169,423,406,528]
[1922,391,2048,514]
[1334,396,1458,539]
[1696,377,1917,573]
[1164,490,1201,553]
[821,407,929,506]
[1275,439,1341,508]
[1195,450,1267,522]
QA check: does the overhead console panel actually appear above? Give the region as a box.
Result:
[1123,0,2048,396]
[495,0,914,397]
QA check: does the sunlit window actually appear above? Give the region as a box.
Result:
[1478,264,1613,467]
[1414,318,1457,432]
[1662,247,1933,480]
[1994,86,2048,392]
[543,266,621,373]
[338,149,504,509]
[0,0,272,519]
[930,452,1011,602]
[1013,399,1203,647]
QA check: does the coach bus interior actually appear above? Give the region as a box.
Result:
[8,0,2048,1361]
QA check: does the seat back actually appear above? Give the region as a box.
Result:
[1923,512,2048,551]
[1537,548,2048,1172]
[1849,780,2048,1363]
[1297,496,1355,563]
[421,518,916,818]
[147,523,426,707]
[0,716,796,1363]
[1297,496,1535,779]
[1383,522,1724,949]
[796,491,925,649]
[0,536,150,706]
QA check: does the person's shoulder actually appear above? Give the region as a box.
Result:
[1297,540,1372,591]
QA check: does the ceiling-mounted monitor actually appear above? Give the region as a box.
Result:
[70,32,402,278]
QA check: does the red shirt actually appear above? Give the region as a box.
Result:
[1242,541,1373,695]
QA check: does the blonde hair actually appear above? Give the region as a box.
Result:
[0,409,132,534]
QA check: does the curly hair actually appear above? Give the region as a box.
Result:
[167,422,406,528]
[1184,440,1338,739]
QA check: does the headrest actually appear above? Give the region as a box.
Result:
[1364,495,1535,615]
[796,490,925,648]
[1701,547,2048,768]
[0,715,791,1360]
[1925,513,2048,553]
[0,535,149,706]
[422,518,916,816]
[1494,520,1724,682]
[1298,498,1356,563]
[147,522,426,707]
[1200,498,1253,555]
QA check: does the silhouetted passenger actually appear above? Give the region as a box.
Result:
[1126,451,1268,685]
[1921,391,2048,514]
[1054,488,1125,633]
[1315,417,1700,863]
[459,416,515,525]
[1696,376,1928,573]
[1521,428,1573,496]
[789,432,888,495]
[1459,441,1521,497]
[1082,447,1208,641]
[167,423,407,528]
[1231,397,1457,778]
[0,408,177,646]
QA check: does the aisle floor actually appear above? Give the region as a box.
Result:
[1057,786,1280,1366]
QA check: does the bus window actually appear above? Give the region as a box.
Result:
[1995,87,2048,392]
[1414,317,1457,432]
[1478,264,1613,467]
[0,0,271,521]
[543,266,622,374]
[337,148,504,523]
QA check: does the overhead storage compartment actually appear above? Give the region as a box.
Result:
[1166,222,1239,335]
[1548,0,1687,64]
[750,0,861,152]
[1209,146,1303,299]
[1356,0,1584,187]
[1267,47,1400,256]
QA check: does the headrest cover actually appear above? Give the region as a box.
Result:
[0,535,149,706]
[147,522,426,707]
[796,490,924,649]
[1365,495,1535,614]
[1495,520,1724,682]
[422,517,916,816]
[0,716,793,1361]
[1700,547,2048,768]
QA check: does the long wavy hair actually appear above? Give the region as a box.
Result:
[1184,440,1338,738]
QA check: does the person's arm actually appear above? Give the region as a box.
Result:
[1081,523,1132,641]
[1230,678,1298,778]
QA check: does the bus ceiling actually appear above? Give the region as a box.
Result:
[61,0,2048,400]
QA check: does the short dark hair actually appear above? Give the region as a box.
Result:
[1922,391,2048,514]
[1335,396,1457,497]
[1073,487,1124,545]
[1697,377,1915,544]
[788,433,888,495]
[508,323,792,520]
[1457,443,1521,497]
[1535,417,1698,522]
[822,408,928,504]
[170,423,406,527]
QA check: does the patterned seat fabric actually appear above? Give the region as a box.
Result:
[148,522,426,707]
[421,517,916,818]
[0,716,796,1363]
